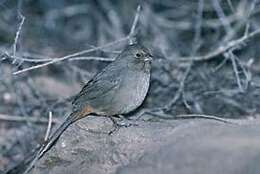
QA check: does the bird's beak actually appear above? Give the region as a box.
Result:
[144,54,153,62]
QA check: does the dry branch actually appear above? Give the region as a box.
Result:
[179,28,260,62]
[0,114,59,124]
[13,13,25,58]
[13,37,128,75]
[44,111,53,141]
[129,5,141,44]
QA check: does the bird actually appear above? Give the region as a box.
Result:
[5,43,153,174]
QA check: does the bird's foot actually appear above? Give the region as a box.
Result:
[108,116,137,135]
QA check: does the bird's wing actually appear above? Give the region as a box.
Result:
[72,63,123,107]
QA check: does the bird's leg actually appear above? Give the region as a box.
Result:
[108,116,136,135]
[108,116,125,135]
[117,115,138,127]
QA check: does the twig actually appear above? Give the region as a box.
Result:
[129,5,141,44]
[175,114,236,124]
[179,28,260,61]
[5,53,115,63]
[247,0,257,18]
[0,113,59,124]
[13,37,128,75]
[233,54,251,89]
[211,0,233,34]
[68,56,115,62]
[213,56,228,72]
[147,112,240,125]
[44,111,53,141]
[192,0,204,53]
[164,62,193,111]
[181,0,203,111]
[227,0,235,13]
[13,12,25,58]
[227,51,244,92]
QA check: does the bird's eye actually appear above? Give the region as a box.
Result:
[135,53,141,58]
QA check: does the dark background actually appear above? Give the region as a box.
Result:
[1,0,260,171]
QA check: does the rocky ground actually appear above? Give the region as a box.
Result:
[29,116,260,174]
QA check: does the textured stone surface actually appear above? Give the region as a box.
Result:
[31,116,260,174]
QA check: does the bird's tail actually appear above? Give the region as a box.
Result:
[4,112,80,174]
[37,112,76,159]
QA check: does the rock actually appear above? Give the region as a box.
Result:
[31,116,260,174]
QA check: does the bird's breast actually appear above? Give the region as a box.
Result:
[115,69,150,114]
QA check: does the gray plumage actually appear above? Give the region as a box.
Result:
[72,43,152,116]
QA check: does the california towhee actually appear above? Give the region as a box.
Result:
[5,43,152,174]
[40,43,152,156]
